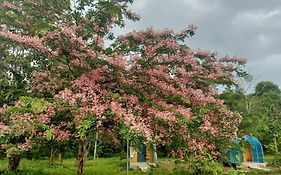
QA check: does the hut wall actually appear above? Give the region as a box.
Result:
[146,147,154,163]
[130,147,138,163]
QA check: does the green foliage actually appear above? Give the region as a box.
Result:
[270,153,281,168]
[185,157,225,175]
[45,130,55,141]
[3,96,49,115]
[77,117,98,138]
[173,156,244,175]
[0,31,46,106]
[165,94,190,107]
[220,81,281,154]
[255,81,281,96]
[0,96,52,158]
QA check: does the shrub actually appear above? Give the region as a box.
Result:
[270,153,281,168]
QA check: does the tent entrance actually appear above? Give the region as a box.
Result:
[244,143,252,162]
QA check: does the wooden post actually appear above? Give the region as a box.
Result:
[126,139,129,175]
[93,132,98,159]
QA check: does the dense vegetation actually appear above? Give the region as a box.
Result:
[220,81,281,156]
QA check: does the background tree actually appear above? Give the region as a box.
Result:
[0,40,31,106]
[255,81,281,96]
[255,81,281,154]
[220,81,281,154]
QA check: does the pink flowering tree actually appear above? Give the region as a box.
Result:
[0,0,249,174]
[0,97,54,171]
[0,96,77,171]
[42,103,74,165]
[106,27,247,159]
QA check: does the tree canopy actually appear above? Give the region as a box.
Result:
[255,81,281,96]
[0,0,249,174]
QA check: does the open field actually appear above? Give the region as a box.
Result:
[0,157,281,175]
[0,157,190,175]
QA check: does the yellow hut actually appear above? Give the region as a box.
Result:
[130,144,157,168]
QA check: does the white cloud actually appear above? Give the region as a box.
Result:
[181,0,219,13]
[115,0,281,88]
[233,9,281,26]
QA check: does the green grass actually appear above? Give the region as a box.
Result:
[0,157,190,175]
[0,157,280,175]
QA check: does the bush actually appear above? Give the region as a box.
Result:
[182,156,224,175]
[270,153,281,168]
[180,156,245,175]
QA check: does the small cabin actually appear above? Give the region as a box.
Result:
[229,135,265,165]
[130,144,157,168]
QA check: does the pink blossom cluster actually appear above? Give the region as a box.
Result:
[5,137,33,156]
[195,49,211,57]
[0,122,10,135]
[176,107,193,119]
[219,55,247,65]
[3,1,21,10]
[199,114,218,134]
[31,71,62,95]
[169,150,186,159]
[0,30,52,54]
[37,114,51,123]
[51,128,71,141]
[0,99,58,155]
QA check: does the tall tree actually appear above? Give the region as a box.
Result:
[0,0,248,174]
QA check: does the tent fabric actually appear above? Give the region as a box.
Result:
[229,146,243,164]
[229,135,264,164]
[229,138,243,164]
[244,135,264,163]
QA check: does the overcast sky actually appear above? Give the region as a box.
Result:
[114,0,281,92]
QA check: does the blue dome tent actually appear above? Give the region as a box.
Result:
[229,135,264,164]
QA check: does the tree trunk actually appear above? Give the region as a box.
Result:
[7,155,21,171]
[77,144,87,175]
[58,152,63,164]
[84,141,90,161]
[50,147,54,165]
[93,132,98,159]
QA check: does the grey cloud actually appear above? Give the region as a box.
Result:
[114,0,281,90]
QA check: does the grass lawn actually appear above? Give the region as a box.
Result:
[0,157,191,175]
[0,157,280,175]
